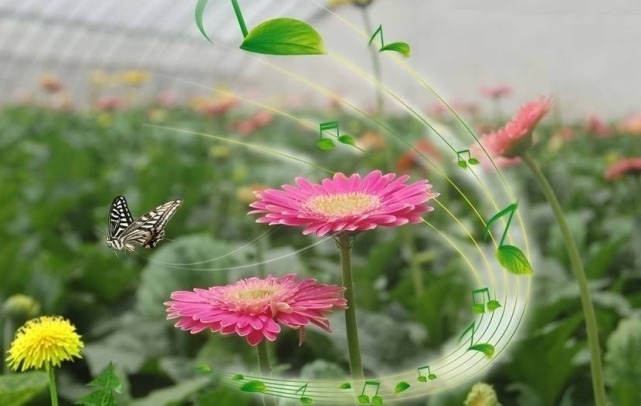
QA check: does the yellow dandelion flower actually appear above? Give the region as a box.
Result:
[464,382,501,406]
[6,316,84,372]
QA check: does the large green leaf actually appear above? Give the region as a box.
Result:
[496,245,533,275]
[240,18,325,55]
[0,371,48,406]
[380,41,410,57]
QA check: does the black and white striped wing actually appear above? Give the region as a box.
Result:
[108,196,135,239]
[119,199,183,249]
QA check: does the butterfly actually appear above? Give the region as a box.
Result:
[106,196,183,251]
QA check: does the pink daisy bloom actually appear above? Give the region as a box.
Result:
[478,96,553,159]
[604,157,641,181]
[248,170,438,237]
[165,274,347,346]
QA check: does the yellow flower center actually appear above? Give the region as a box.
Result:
[303,193,381,219]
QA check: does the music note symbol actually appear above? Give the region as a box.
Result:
[459,321,495,359]
[472,287,501,314]
[484,202,533,275]
[195,0,325,55]
[456,149,480,169]
[368,25,411,57]
[417,365,437,382]
[357,380,383,405]
[295,383,313,405]
[317,121,355,150]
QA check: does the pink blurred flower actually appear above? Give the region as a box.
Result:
[249,170,438,237]
[604,158,641,181]
[236,110,274,135]
[96,96,124,111]
[165,274,347,346]
[157,89,177,107]
[554,127,575,141]
[585,114,611,137]
[478,96,553,159]
[617,113,641,135]
[481,84,512,99]
[39,73,64,93]
[197,98,237,117]
[396,139,442,172]
[428,104,447,119]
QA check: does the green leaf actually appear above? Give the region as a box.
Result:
[0,371,48,406]
[357,395,370,404]
[300,396,314,404]
[428,373,437,380]
[457,160,469,169]
[317,139,336,150]
[473,303,485,314]
[194,0,212,43]
[496,245,534,275]
[469,343,495,359]
[240,18,325,55]
[372,395,384,405]
[380,41,411,57]
[76,363,122,406]
[395,381,410,393]
[338,135,356,146]
[196,364,212,374]
[339,382,352,389]
[487,300,502,311]
[468,158,480,165]
[240,380,267,393]
[231,374,245,381]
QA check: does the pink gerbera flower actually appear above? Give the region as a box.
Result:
[481,84,512,99]
[604,158,641,181]
[165,274,347,346]
[248,170,438,237]
[478,96,553,159]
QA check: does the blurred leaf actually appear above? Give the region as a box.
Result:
[239,380,267,393]
[316,139,336,150]
[0,371,48,406]
[604,317,641,405]
[240,18,325,55]
[469,343,495,359]
[496,245,533,275]
[131,376,212,406]
[194,0,212,42]
[395,381,410,393]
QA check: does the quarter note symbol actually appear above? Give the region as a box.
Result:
[459,321,495,359]
[368,25,411,57]
[357,380,383,405]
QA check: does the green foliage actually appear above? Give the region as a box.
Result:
[241,18,326,55]
[604,317,641,405]
[76,363,122,406]
[0,371,48,406]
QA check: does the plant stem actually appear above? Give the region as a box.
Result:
[402,229,424,296]
[2,319,13,373]
[256,341,276,406]
[337,234,365,382]
[230,0,249,37]
[360,7,384,116]
[522,152,607,406]
[46,364,59,406]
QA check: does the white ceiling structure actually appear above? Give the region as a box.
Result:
[1,0,640,119]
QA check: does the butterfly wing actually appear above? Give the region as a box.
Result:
[119,199,183,249]
[108,196,135,239]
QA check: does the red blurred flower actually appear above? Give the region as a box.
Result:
[604,158,641,181]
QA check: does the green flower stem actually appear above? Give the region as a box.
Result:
[402,229,424,296]
[359,7,384,116]
[256,341,276,406]
[46,364,59,406]
[522,152,607,406]
[2,319,12,373]
[337,234,365,382]
[230,0,249,37]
